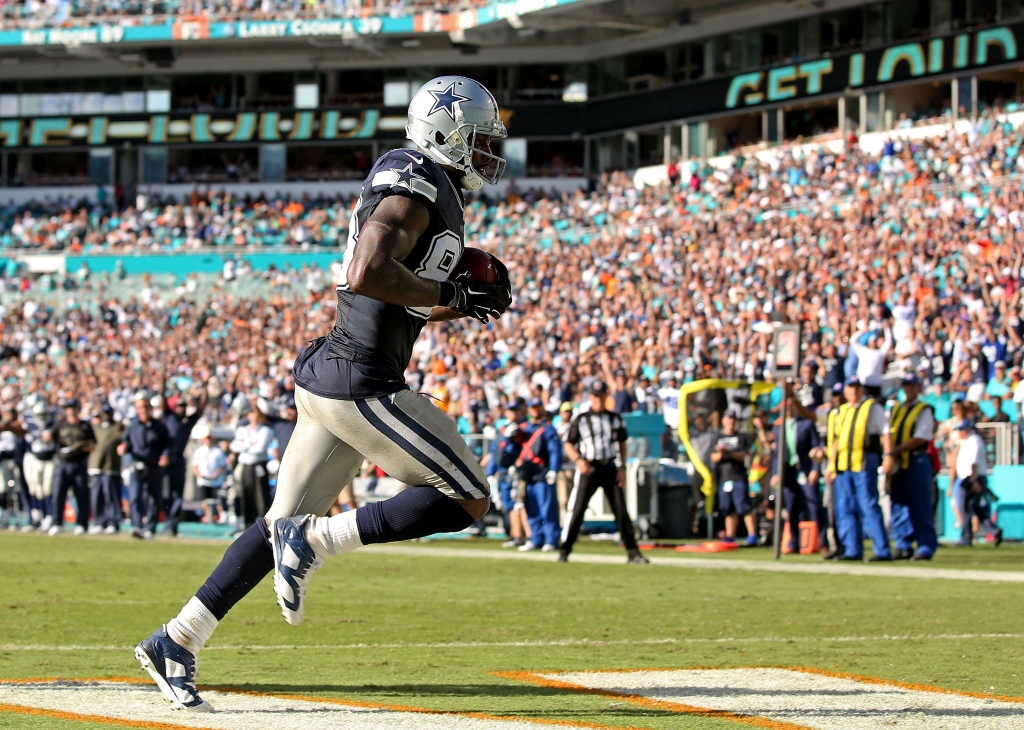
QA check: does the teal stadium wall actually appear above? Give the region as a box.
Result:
[65,251,343,276]
[937,466,1024,541]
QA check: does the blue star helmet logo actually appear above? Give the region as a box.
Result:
[427,82,472,123]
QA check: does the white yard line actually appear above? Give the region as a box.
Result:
[0,680,574,730]
[540,668,1024,730]
[3,632,1021,652]
[362,544,1024,583]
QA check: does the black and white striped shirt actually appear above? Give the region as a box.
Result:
[566,411,627,463]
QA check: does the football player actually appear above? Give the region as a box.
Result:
[135,76,512,712]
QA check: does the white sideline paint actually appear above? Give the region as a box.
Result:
[361,544,1024,583]
[2,632,1021,652]
[542,668,1024,729]
[0,680,568,730]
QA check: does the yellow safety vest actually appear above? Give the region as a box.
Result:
[826,406,842,474]
[835,398,879,473]
[889,400,930,470]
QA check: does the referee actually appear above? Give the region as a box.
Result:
[559,381,649,564]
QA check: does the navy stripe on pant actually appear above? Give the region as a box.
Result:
[356,400,475,499]
[376,397,486,498]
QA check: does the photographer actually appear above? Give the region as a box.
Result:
[954,420,1003,546]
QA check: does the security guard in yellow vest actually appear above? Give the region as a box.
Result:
[822,382,845,559]
[826,377,893,561]
[887,373,938,560]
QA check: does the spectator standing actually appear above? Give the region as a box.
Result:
[88,404,123,534]
[559,381,647,564]
[50,398,96,536]
[850,328,892,397]
[161,388,209,537]
[230,405,274,530]
[23,400,56,531]
[887,373,938,560]
[515,398,563,552]
[192,424,227,525]
[711,410,755,546]
[119,392,172,540]
[828,378,893,561]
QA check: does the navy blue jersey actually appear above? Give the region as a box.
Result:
[294,149,465,400]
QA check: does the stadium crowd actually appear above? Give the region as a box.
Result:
[0,0,491,30]
[0,111,1020,552]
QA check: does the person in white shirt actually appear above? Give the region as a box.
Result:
[192,425,227,525]
[850,327,892,396]
[230,407,275,529]
[953,420,1001,546]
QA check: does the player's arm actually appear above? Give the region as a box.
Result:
[427,306,464,322]
[347,195,441,308]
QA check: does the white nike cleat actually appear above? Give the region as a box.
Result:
[270,516,323,626]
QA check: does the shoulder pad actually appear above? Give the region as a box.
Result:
[368,149,440,205]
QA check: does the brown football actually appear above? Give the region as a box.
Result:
[452,247,498,284]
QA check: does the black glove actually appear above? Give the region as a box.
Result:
[439,277,510,323]
[490,254,512,301]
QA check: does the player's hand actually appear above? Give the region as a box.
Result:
[545,470,557,485]
[489,255,512,300]
[442,278,510,323]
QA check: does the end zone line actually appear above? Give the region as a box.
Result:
[363,545,1024,583]
[0,702,210,730]
[0,678,655,730]
[2,632,1020,652]
[492,671,812,730]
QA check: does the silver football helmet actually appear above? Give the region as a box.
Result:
[406,76,507,192]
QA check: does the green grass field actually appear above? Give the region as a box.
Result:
[2,532,1023,729]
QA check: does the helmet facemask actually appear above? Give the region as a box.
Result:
[445,117,507,191]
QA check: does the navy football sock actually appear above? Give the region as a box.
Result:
[355,486,474,545]
[195,520,273,620]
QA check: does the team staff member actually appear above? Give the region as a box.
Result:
[828,377,893,561]
[515,398,563,552]
[119,392,172,540]
[162,388,208,537]
[559,381,648,564]
[711,410,756,546]
[887,373,938,560]
[88,404,124,534]
[50,398,96,536]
